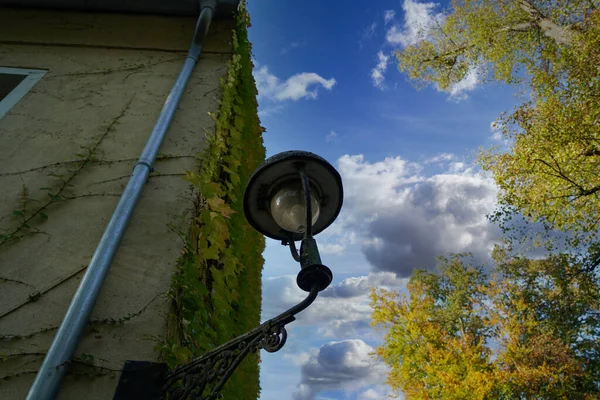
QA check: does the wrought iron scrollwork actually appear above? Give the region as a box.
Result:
[162,283,319,400]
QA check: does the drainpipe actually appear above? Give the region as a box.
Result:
[27,1,217,398]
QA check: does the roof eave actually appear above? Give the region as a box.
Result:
[0,0,239,18]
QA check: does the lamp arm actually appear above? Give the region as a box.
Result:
[162,283,320,400]
[287,238,301,262]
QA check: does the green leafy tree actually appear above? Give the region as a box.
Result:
[396,1,600,239]
[371,252,600,399]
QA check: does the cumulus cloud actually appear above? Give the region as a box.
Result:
[319,242,345,254]
[337,154,423,212]
[262,273,406,339]
[425,152,455,164]
[447,66,481,101]
[254,65,336,101]
[359,385,396,400]
[363,178,499,276]
[386,0,444,47]
[371,51,390,89]
[359,388,382,400]
[284,351,314,367]
[384,10,396,25]
[328,154,500,277]
[292,340,388,400]
[261,275,372,338]
[321,272,407,299]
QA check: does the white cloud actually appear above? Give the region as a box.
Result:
[359,386,397,400]
[284,351,314,367]
[328,154,500,277]
[337,154,423,212]
[425,152,455,164]
[258,104,286,117]
[447,161,470,174]
[261,273,406,339]
[281,40,305,55]
[325,130,338,143]
[262,276,307,318]
[319,242,345,254]
[364,22,377,39]
[384,10,396,25]
[359,389,381,400]
[261,275,373,338]
[371,51,390,89]
[321,272,408,299]
[359,22,378,49]
[490,120,503,141]
[293,340,388,400]
[254,65,336,101]
[386,0,444,47]
[447,66,481,101]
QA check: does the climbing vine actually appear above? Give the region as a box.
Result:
[0,98,133,246]
[160,3,266,399]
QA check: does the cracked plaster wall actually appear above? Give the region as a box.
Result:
[0,8,233,399]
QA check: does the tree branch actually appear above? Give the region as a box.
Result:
[517,0,574,46]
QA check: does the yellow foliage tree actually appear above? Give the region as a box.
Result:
[396,0,600,239]
[371,252,600,399]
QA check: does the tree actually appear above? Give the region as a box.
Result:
[396,1,600,239]
[371,252,600,399]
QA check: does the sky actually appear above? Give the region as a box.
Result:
[245,1,519,399]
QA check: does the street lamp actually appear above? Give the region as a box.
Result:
[163,150,343,399]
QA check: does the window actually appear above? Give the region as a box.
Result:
[0,67,47,119]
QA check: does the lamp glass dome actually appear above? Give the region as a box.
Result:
[270,183,320,234]
[243,150,344,241]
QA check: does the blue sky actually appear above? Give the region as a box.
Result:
[246,1,518,399]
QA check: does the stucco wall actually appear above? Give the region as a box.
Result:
[0,8,233,399]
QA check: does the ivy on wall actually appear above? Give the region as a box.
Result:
[161,3,266,399]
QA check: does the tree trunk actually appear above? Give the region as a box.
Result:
[518,0,574,46]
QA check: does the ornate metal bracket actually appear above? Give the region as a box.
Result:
[162,283,319,400]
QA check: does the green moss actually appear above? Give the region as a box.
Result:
[160,3,266,399]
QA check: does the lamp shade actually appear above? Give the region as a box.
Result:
[244,151,343,241]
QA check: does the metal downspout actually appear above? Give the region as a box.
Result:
[26,1,217,398]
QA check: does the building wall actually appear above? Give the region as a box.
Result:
[0,8,233,399]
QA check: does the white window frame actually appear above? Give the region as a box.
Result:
[0,67,47,120]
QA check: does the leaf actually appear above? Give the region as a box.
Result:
[12,210,24,218]
[171,344,193,363]
[206,197,235,219]
[206,196,225,211]
[234,115,245,131]
[204,245,220,260]
[229,173,241,185]
[224,156,242,169]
